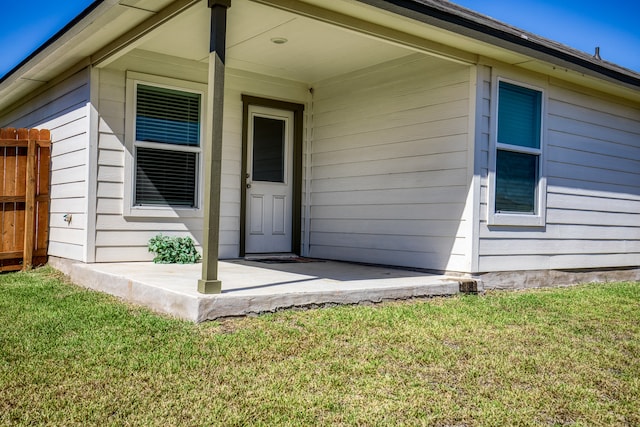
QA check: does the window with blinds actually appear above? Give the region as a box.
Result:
[495,81,542,215]
[133,83,201,208]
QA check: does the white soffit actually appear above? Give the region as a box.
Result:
[138,0,417,83]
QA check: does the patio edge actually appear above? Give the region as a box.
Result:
[196,281,461,322]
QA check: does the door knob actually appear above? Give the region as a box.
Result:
[246,183,252,189]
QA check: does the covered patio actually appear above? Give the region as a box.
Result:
[49,256,469,322]
[86,0,476,294]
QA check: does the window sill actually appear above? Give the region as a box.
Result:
[124,205,203,219]
[488,213,545,227]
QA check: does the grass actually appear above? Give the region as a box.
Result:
[1,267,638,426]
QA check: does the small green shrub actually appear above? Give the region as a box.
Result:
[147,234,201,264]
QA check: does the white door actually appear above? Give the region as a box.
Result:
[245,106,294,254]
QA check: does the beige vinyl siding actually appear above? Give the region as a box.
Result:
[309,55,472,272]
[93,50,308,261]
[0,68,91,261]
[93,52,208,262]
[478,66,640,272]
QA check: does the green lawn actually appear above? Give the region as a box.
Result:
[1,267,638,426]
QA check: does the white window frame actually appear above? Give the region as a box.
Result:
[488,76,547,227]
[124,72,206,218]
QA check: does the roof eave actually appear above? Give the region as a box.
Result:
[361,0,640,91]
[0,1,105,87]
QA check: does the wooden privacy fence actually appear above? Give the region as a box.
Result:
[0,128,51,271]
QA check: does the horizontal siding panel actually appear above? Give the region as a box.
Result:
[546,208,639,227]
[315,82,469,127]
[41,108,88,136]
[95,214,201,231]
[314,117,468,150]
[97,149,124,167]
[310,245,454,270]
[50,166,87,185]
[312,134,468,166]
[220,188,240,205]
[99,83,125,103]
[99,116,124,135]
[480,238,638,256]
[549,82,640,120]
[312,186,468,206]
[219,244,238,259]
[219,216,239,231]
[48,242,84,261]
[311,218,463,238]
[97,182,123,199]
[548,178,640,201]
[311,203,466,221]
[479,253,638,272]
[313,151,467,180]
[49,116,88,143]
[52,133,88,157]
[50,197,86,214]
[311,232,466,255]
[548,130,640,160]
[547,115,638,147]
[549,98,640,133]
[98,133,125,150]
[95,246,153,262]
[10,88,88,129]
[96,198,123,215]
[49,227,86,246]
[548,145,639,175]
[50,148,86,171]
[314,58,466,103]
[480,224,640,240]
[550,184,640,202]
[99,99,124,120]
[547,162,639,188]
[547,192,640,214]
[547,253,639,269]
[50,182,87,199]
[113,50,207,83]
[312,169,468,193]
[314,99,468,140]
[50,213,87,230]
[4,68,89,120]
[97,165,124,183]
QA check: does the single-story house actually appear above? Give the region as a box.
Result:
[1,0,638,292]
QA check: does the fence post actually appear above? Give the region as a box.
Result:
[22,129,38,270]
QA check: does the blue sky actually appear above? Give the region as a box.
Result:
[1,0,639,80]
[454,0,640,72]
[0,0,96,79]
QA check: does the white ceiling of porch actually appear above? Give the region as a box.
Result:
[138,0,415,83]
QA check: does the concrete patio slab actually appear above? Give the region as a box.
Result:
[49,257,469,322]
